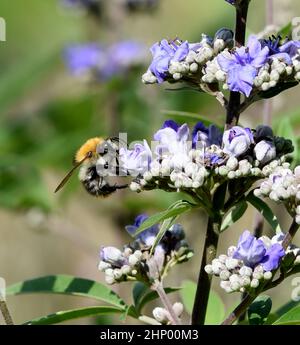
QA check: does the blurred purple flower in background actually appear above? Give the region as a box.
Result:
[64,43,104,76]
[64,40,147,80]
[233,230,285,271]
[218,35,269,96]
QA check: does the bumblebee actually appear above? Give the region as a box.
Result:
[55,137,128,197]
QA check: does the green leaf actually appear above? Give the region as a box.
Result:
[278,22,293,38]
[275,300,300,318]
[7,275,126,310]
[221,201,248,232]
[150,215,178,255]
[134,200,193,237]
[273,305,300,325]
[247,192,282,233]
[25,306,123,325]
[248,295,272,325]
[180,280,225,325]
[132,282,180,314]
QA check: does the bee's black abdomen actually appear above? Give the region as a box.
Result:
[81,165,127,197]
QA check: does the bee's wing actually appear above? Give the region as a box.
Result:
[54,155,90,193]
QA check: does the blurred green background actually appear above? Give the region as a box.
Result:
[0,0,300,325]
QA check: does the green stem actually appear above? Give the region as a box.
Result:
[153,280,181,325]
[191,214,222,325]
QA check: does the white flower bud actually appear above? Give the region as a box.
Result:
[190,63,198,73]
[225,258,239,270]
[121,265,131,275]
[228,171,236,179]
[250,279,260,288]
[254,140,276,165]
[218,254,228,264]
[98,261,111,271]
[240,276,251,287]
[204,265,214,274]
[295,215,300,225]
[294,256,300,265]
[153,307,169,323]
[220,281,233,293]
[173,72,182,80]
[230,281,241,291]
[215,70,226,81]
[142,71,157,84]
[128,254,139,266]
[123,248,133,257]
[130,182,141,192]
[263,271,273,280]
[270,70,280,81]
[134,250,143,259]
[173,302,184,317]
[220,270,231,281]
[239,266,253,277]
[105,268,114,277]
[229,274,240,284]
[212,260,225,275]
[105,275,115,285]
[143,171,153,181]
[226,157,239,170]
[218,166,229,176]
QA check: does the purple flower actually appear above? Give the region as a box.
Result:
[148,39,190,83]
[261,243,285,271]
[233,230,266,268]
[64,43,104,76]
[233,230,284,271]
[119,140,152,176]
[125,214,159,246]
[217,35,269,96]
[154,120,191,168]
[261,36,300,64]
[192,122,222,148]
[223,126,254,157]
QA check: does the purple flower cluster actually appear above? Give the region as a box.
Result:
[113,120,295,195]
[64,41,147,80]
[205,230,290,294]
[233,230,285,271]
[98,214,192,284]
[143,28,300,98]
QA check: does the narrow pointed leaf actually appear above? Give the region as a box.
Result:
[25,306,123,325]
[6,275,126,309]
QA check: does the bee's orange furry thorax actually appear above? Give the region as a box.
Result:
[75,137,103,163]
